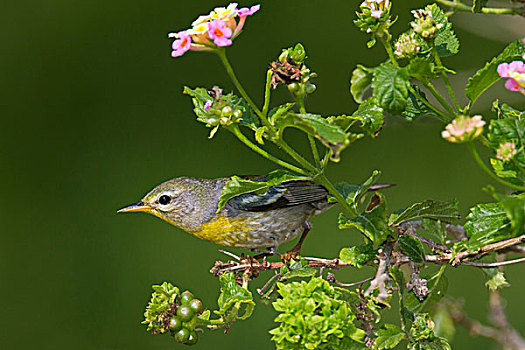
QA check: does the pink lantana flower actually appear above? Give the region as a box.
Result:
[168,3,261,57]
[441,115,485,143]
[170,31,192,57]
[238,4,260,17]
[208,19,233,47]
[497,61,525,94]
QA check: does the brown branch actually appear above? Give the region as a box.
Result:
[406,261,429,300]
[365,242,394,302]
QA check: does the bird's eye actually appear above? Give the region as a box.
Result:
[158,195,171,205]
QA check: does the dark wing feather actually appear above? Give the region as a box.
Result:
[226,180,328,212]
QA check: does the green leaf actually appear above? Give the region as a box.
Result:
[407,57,437,81]
[402,86,432,122]
[465,40,525,105]
[483,269,510,291]
[418,219,446,244]
[351,65,374,103]
[216,272,255,317]
[463,202,512,250]
[372,63,410,115]
[406,273,448,313]
[350,98,385,137]
[339,243,378,268]
[273,112,351,162]
[427,3,459,57]
[495,193,525,235]
[339,192,390,245]
[472,0,488,13]
[280,258,317,281]
[217,170,309,212]
[374,324,406,350]
[329,170,381,213]
[487,110,525,169]
[398,235,426,263]
[389,200,459,227]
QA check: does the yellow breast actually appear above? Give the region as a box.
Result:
[191,215,254,246]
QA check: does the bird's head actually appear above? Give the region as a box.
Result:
[117,177,199,228]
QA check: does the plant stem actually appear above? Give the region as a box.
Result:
[229,125,308,175]
[421,80,457,118]
[216,49,263,119]
[435,0,521,15]
[296,94,321,167]
[431,46,461,112]
[262,69,273,118]
[407,85,450,122]
[379,36,399,67]
[467,142,525,191]
[317,174,358,217]
[217,49,317,174]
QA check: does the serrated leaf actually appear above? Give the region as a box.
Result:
[374,324,406,350]
[351,65,374,103]
[398,235,426,263]
[427,3,459,57]
[472,0,488,13]
[407,57,437,81]
[273,112,351,161]
[372,63,410,114]
[465,40,525,105]
[402,86,432,122]
[494,193,525,236]
[216,272,255,316]
[339,192,390,245]
[329,170,381,213]
[280,258,317,281]
[351,98,385,137]
[339,243,378,268]
[217,170,309,212]
[463,202,513,250]
[389,200,459,227]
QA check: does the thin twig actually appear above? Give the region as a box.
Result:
[257,272,281,295]
[326,273,375,287]
[460,257,525,268]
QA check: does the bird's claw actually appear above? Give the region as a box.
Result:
[281,249,301,267]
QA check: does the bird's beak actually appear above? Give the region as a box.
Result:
[117,201,152,213]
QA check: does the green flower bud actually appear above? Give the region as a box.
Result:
[221,106,233,117]
[410,9,443,40]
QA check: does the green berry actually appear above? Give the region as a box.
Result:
[177,305,194,322]
[168,316,182,332]
[180,291,194,304]
[305,83,316,94]
[189,299,203,313]
[183,315,198,330]
[186,331,199,345]
[174,328,190,343]
[287,83,299,93]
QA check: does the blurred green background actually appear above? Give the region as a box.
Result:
[2,0,525,349]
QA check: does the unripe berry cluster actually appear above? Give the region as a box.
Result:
[169,291,204,346]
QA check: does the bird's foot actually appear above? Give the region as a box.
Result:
[280,248,301,267]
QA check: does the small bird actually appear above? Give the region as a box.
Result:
[118,176,332,257]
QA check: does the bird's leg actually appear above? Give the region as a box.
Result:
[281,221,312,266]
[251,247,281,260]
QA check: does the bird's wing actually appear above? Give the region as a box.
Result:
[226,180,328,212]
